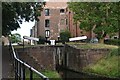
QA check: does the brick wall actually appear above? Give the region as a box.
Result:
[16,45,64,71]
[63,44,110,72]
[16,44,110,72]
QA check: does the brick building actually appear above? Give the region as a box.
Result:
[31,2,92,41]
[37,2,69,40]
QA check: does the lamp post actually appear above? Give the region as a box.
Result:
[58,35,60,41]
[23,36,25,51]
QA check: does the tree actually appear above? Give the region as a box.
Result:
[37,36,45,44]
[68,2,119,43]
[2,2,45,36]
[10,33,21,43]
[60,30,71,43]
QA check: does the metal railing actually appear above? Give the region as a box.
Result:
[9,43,49,80]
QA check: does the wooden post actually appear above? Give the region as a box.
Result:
[23,38,24,51]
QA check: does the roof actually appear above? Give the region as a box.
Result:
[44,2,68,9]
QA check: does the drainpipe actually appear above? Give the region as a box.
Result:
[76,21,78,37]
[68,11,71,31]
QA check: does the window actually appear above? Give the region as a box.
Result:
[45,30,50,37]
[60,9,65,13]
[45,19,50,27]
[45,9,49,16]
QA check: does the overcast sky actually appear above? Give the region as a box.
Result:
[11,21,35,39]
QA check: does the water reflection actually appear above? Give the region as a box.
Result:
[57,67,94,80]
[57,66,115,80]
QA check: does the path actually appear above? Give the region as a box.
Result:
[2,46,14,79]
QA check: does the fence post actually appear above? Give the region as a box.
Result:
[29,68,33,80]
[23,38,24,51]
[16,60,18,79]
[22,63,25,80]
[14,59,16,79]
[15,59,18,80]
[18,62,21,80]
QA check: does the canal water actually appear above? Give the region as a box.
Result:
[56,66,96,80]
[54,47,119,80]
[56,66,119,80]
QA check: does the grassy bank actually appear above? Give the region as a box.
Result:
[83,48,120,78]
[68,43,119,78]
[67,43,118,49]
[41,70,61,78]
[25,70,61,79]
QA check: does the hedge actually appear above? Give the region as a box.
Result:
[60,30,71,42]
[37,36,45,44]
[104,39,120,46]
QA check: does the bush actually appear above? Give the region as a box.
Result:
[37,36,45,44]
[108,48,119,56]
[60,30,71,43]
[104,39,120,46]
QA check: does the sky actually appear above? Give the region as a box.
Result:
[11,21,35,39]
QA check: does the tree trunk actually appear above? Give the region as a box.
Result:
[118,29,120,40]
[75,21,78,37]
[91,24,96,39]
[99,38,104,43]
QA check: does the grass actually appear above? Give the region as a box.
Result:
[67,42,119,78]
[67,43,118,49]
[41,70,61,79]
[25,69,61,79]
[83,48,120,78]
[25,68,42,79]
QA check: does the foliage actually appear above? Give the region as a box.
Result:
[108,48,119,56]
[37,36,45,44]
[26,69,61,79]
[2,2,45,36]
[60,30,71,43]
[83,48,119,78]
[104,39,120,46]
[10,33,21,43]
[41,70,61,79]
[68,2,119,40]
[25,68,41,79]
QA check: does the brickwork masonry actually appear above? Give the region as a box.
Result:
[16,44,110,72]
[63,44,110,72]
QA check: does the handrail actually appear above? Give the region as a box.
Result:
[10,43,49,80]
